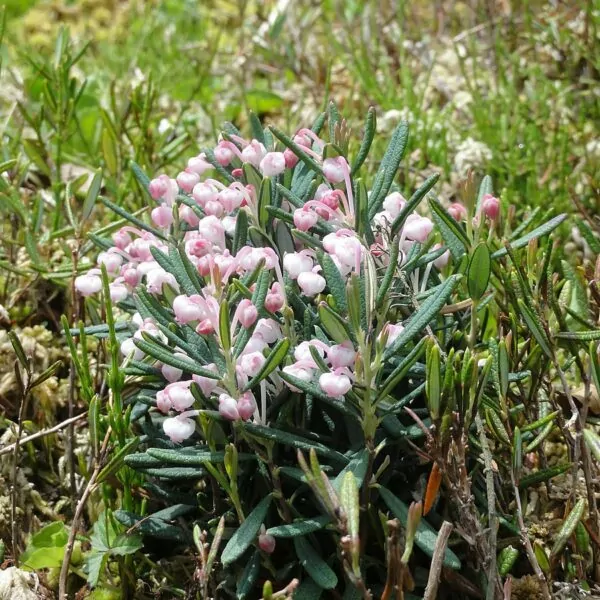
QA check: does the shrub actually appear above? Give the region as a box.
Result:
[65,103,600,599]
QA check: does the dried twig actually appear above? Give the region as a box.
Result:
[0,413,87,457]
[423,521,453,600]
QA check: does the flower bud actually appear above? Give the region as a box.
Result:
[319,371,352,397]
[187,153,212,175]
[237,392,257,421]
[163,415,196,443]
[253,319,281,344]
[112,228,132,250]
[214,143,234,166]
[149,175,169,200]
[403,214,433,242]
[177,170,200,193]
[109,281,129,303]
[323,157,348,184]
[74,272,102,296]
[237,299,258,328]
[260,152,286,177]
[192,182,218,207]
[328,342,356,370]
[297,272,326,297]
[284,148,299,169]
[433,244,451,269]
[382,192,406,219]
[283,252,314,280]
[238,352,266,378]
[447,202,467,221]
[151,205,174,228]
[481,194,500,220]
[173,295,205,324]
[196,319,215,335]
[241,140,266,167]
[97,251,123,275]
[258,531,276,554]
[199,216,226,248]
[179,204,201,227]
[219,393,240,421]
[192,364,219,397]
[293,208,318,232]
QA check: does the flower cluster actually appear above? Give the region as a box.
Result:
[75,119,500,445]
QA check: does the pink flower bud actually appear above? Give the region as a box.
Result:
[196,319,215,335]
[403,214,433,242]
[265,283,284,313]
[112,228,132,249]
[186,237,211,258]
[219,393,240,421]
[179,204,201,227]
[237,391,257,421]
[97,251,123,275]
[122,264,140,287]
[238,352,266,378]
[258,531,276,554]
[284,148,299,169]
[173,295,205,324]
[222,215,237,236]
[253,319,281,344]
[293,208,319,232]
[481,194,500,221]
[433,244,451,269]
[192,364,219,397]
[149,175,169,200]
[282,364,314,391]
[237,299,258,328]
[381,323,404,347]
[157,381,195,412]
[260,152,286,177]
[74,272,102,296]
[283,252,314,279]
[146,268,178,295]
[241,140,266,167]
[447,202,467,221]
[109,281,129,303]
[187,153,212,175]
[162,352,189,382]
[382,192,406,219]
[293,132,311,147]
[192,182,218,207]
[163,415,196,443]
[319,371,352,397]
[242,335,268,356]
[151,204,174,228]
[219,188,244,212]
[198,216,226,249]
[214,143,234,166]
[323,157,348,184]
[328,342,356,370]
[204,200,225,217]
[294,341,328,362]
[177,170,200,193]
[321,190,341,210]
[297,272,326,297]
[232,168,243,178]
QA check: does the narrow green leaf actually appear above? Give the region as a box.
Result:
[384,275,461,358]
[82,169,103,221]
[319,252,347,313]
[492,214,567,258]
[378,486,461,569]
[232,208,248,255]
[351,107,376,175]
[258,176,272,230]
[518,463,571,489]
[236,549,261,599]
[517,300,553,358]
[294,536,338,590]
[219,300,231,352]
[557,330,600,341]
[550,498,586,557]
[584,429,600,463]
[97,438,140,483]
[222,495,272,566]
[243,338,290,391]
[429,198,469,258]
[267,516,331,538]
[318,302,351,344]
[269,125,323,176]
[368,121,409,219]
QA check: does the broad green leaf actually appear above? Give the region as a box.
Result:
[20,522,69,570]
[384,275,461,358]
[378,486,461,569]
[294,536,338,590]
[222,495,272,566]
[368,121,409,219]
[492,214,567,259]
[467,242,491,301]
[267,516,331,538]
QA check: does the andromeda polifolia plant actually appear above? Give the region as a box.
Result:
[66,102,594,599]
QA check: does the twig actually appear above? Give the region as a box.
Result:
[510,470,551,600]
[58,429,111,600]
[0,413,87,457]
[475,414,501,599]
[423,521,453,600]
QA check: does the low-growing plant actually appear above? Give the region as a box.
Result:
[60,102,600,599]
